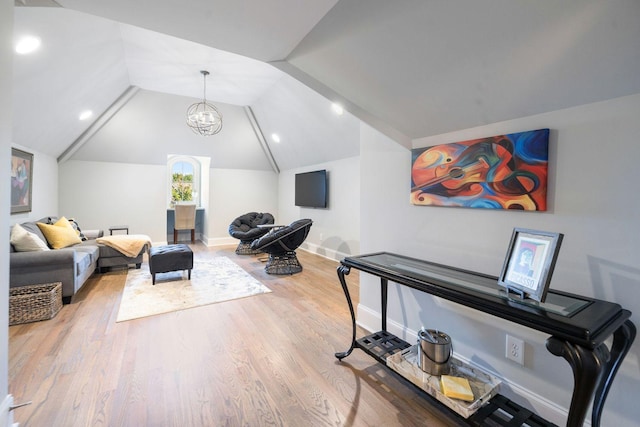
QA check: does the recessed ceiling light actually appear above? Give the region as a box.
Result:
[271,133,281,143]
[79,110,93,121]
[331,103,344,115]
[15,36,41,55]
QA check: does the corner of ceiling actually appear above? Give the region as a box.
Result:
[57,85,140,164]
[14,0,62,7]
[269,59,412,151]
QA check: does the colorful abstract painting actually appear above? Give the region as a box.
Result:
[411,129,549,210]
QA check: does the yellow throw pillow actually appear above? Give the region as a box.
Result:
[37,219,82,249]
[54,216,77,232]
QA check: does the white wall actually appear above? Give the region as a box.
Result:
[59,160,166,240]
[59,162,280,246]
[207,168,279,245]
[1,0,12,420]
[358,94,640,426]
[58,154,358,259]
[278,156,360,260]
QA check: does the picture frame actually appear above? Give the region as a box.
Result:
[498,228,563,302]
[11,148,33,214]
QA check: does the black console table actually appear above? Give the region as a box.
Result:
[334,252,635,427]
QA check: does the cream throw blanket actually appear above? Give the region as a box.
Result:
[97,234,152,258]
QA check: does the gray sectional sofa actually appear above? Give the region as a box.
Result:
[98,244,143,273]
[9,217,143,304]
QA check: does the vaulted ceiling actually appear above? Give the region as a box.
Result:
[12,0,640,171]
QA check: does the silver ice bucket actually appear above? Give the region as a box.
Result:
[417,329,452,375]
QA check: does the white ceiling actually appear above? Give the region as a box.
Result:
[54,0,340,62]
[12,0,640,170]
[286,0,640,138]
[118,24,284,106]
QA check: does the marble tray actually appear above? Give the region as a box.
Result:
[386,345,501,418]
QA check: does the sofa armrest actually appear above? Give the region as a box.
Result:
[83,229,104,240]
[10,249,80,300]
[10,249,76,268]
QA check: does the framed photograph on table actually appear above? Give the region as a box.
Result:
[498,228,563,302]
[11,148,33,214]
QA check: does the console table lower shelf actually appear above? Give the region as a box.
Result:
[387,345,501,419]
[349,331,557,427]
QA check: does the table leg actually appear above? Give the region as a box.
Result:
[591,320,636,426]
[546,337,607,426]
[546,334,616,427]
[335,265,355,360]
[546,319,636,427]
[381,278,388,332]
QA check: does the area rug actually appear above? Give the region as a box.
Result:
[116,257,271,322]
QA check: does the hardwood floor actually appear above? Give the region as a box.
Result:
[9,245,461,426]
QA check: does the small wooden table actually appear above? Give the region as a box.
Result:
[109,225,129,235]
[257,224,285,231]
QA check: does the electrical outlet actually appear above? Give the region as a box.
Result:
[506,335,524,365]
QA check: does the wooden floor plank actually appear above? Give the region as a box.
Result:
[9,244,460,426]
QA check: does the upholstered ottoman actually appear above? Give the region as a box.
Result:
[148,244,193,285]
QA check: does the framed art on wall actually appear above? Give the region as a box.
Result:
[411,128,549,210]
[11,148,33,214]
[498,228,563,302]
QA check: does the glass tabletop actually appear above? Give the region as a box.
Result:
[346,252,590,317]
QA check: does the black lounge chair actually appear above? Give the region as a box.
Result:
[228,212,275,254]
[250,218,313,275]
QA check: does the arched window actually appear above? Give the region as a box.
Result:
[168,155,201,207]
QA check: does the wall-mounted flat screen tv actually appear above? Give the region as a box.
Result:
[295,169,327,208]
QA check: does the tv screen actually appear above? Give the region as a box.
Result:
[295,170,327,208]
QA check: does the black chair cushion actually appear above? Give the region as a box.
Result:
[251,219,313,255]
[228,212,275,242]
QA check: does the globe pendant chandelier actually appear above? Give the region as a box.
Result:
[186,70,223,136]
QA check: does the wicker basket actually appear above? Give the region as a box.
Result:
[9,282,63,326]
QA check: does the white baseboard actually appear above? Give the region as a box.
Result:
[300,242,349,262]
[154,236,235,248]
[203,236,236,247]
[194,238,351,259]
[0,395,15,427]
[355,304,571,426]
